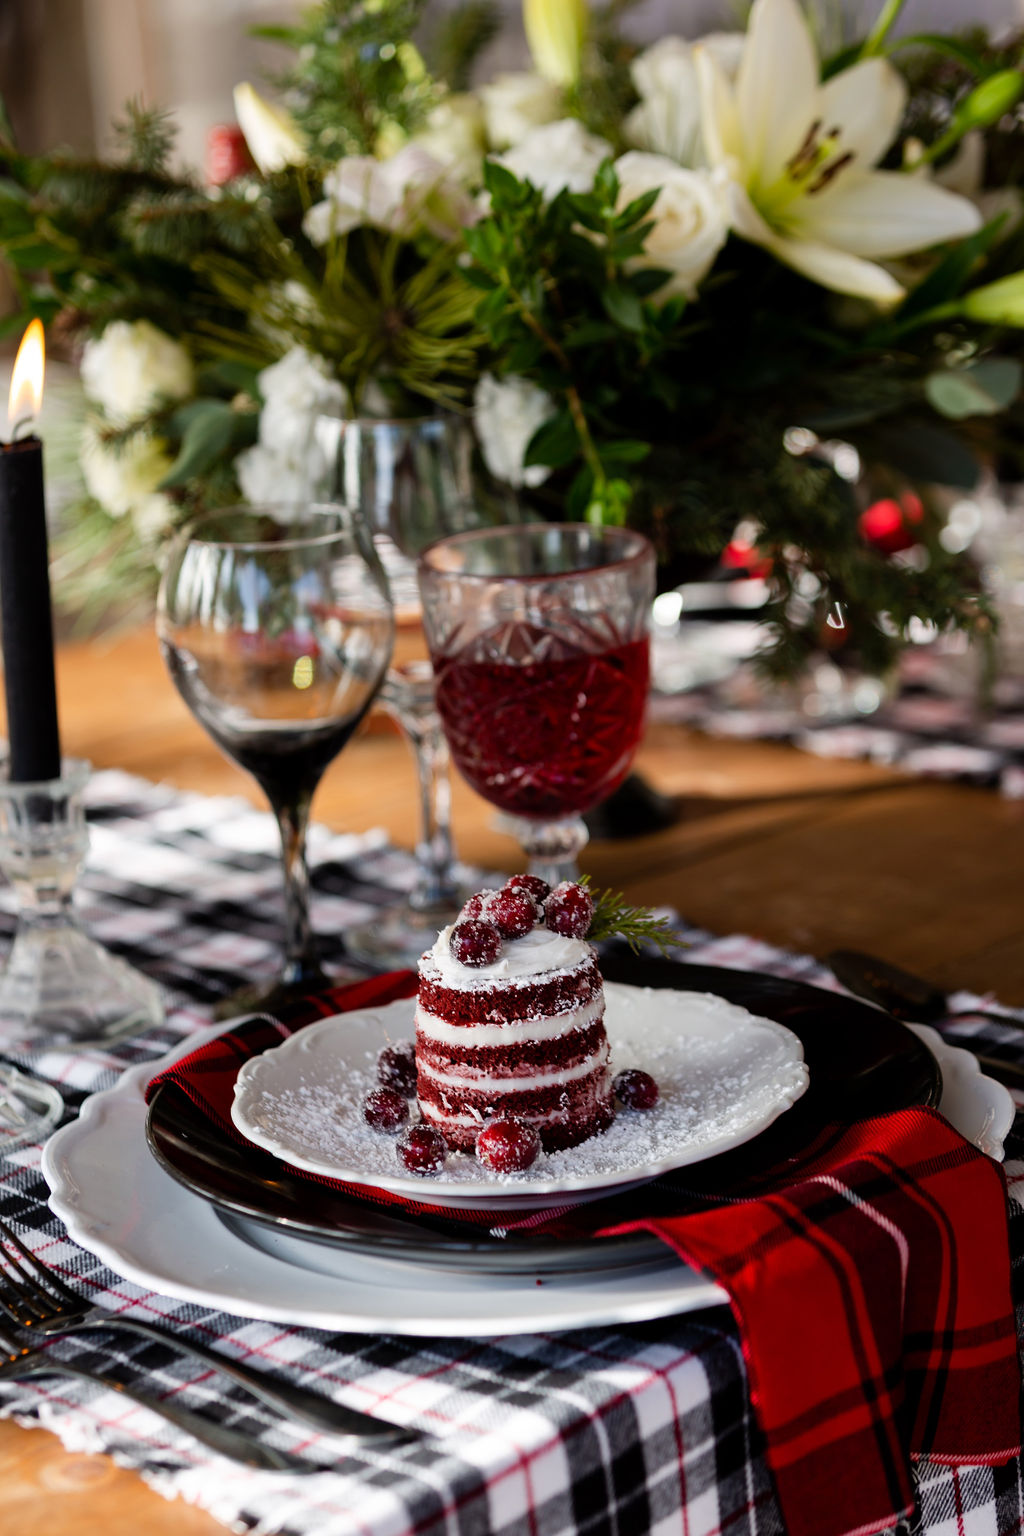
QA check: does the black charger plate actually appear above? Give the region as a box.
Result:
[145,957,941,1276]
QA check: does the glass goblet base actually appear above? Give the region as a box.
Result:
[0,1066,62,1152]
[0,920,164,1049]
[212,959,333,1022]
[494,814,591,889]
[343,894,467,972]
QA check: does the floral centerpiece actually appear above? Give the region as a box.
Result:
[2,0,1024,673]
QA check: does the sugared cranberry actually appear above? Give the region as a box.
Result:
[505,874,551,904]
[544,882,594,939]
[476,1117,541,1173]
[450,919,502,967]
[396,1124,447,1175]
[363,1086,409,1133]
[459,889,497,921]
[613,1069,660,1110]
[377,1041,417,1097]
[489,888,537,940]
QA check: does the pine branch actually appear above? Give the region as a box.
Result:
[112,99,178,175]
[582,881,679,954]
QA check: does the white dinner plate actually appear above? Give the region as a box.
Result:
[230,982,811,1210]
[43,1029,724,1335]
[41,1004,1013,1338]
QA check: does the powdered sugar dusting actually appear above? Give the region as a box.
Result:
[231,984,809,1206]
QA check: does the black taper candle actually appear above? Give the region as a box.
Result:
[0,434,62,781]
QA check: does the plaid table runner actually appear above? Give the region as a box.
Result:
[0,768,1022,1536]
[651,634,1024,796]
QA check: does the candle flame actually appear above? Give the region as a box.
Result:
[8,319,45,434]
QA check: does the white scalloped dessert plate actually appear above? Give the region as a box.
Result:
[230,981,811,1211]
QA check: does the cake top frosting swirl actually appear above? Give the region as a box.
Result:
[426,923,590,983]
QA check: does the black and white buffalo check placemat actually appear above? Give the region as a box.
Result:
[0,769,1021,1536]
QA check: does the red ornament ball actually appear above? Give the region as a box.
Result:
[489,888,537,940]
[504,874,551,904]
[613,1069,660,1110]
[377,1041,418,1097]
[396,1124,448,1175]
[544,882,594,939]
[476,1117,541,1174]
[363,1087,409,1133]
[450,919,503,967]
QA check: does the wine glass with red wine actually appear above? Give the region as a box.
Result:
[157,506,393,1014]
[417,524,654,885]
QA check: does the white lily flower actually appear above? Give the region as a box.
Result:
[694,0,982,303]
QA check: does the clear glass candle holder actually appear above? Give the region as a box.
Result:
[0,758,164,1050]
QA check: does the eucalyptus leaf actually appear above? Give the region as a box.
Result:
[925,359,1022,419]
[524,411,579,469]
[160,400,247,488]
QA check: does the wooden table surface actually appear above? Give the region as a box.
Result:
[5,626,1024,1535]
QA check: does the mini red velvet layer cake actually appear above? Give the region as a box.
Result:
[416,925,615,1152]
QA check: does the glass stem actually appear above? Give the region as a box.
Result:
[382,663,461,913]
[407,716,460,912]
[271,789,319,986]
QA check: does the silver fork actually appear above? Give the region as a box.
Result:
[0,1220,416,1444]
[0,1319,337,1473]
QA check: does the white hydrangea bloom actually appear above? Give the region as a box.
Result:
[80,424,177,529]
[235,347,346,505]
[474,373,556,489]
[495,119,612,200]
[80,320,194,425]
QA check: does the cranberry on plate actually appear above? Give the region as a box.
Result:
[362,1086,409,1133]
[377,1040,417,1097]
[476,1117,541,1174]
[397,1124,447,1175]
[613,1069,660,1110]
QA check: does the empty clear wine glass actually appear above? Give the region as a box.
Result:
[157,505,393,1015]
[418,524,655,886]
[313,413,500,967]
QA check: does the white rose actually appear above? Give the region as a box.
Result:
[80,424,176,523]
[625,33,744,168]
[614,152,728,300]
[304,146,475,245]
[479,72,563,150]
[474,373,556,489]
[411,94,486,184]
[80,320,194,425]
[496,119,612,200]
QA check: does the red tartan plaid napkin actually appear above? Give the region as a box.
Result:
[145,975,1021,1536]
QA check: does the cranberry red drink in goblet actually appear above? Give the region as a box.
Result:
[417,524,655,884]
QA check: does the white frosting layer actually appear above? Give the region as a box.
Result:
[427,923,590,984]
[418,1048,608,1095]
[415,995,604,1050]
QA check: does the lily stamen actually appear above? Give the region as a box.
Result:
[808,152,855,195]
